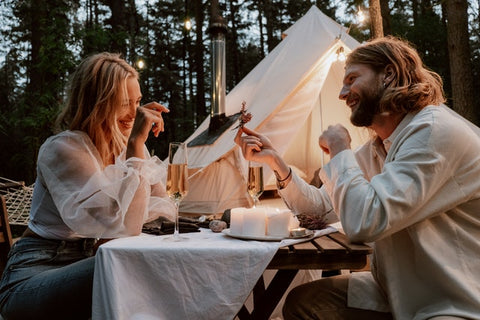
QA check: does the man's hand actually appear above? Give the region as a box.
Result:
[318,124,352,158]
[234,126,272,163]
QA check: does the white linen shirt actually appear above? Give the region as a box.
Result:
[280,105,480,319]
[28,130,176,240]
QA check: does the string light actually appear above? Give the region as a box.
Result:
[136,59,145,69]
[357,10,366,24]
[184,18,192,31]
[342,8,366,36]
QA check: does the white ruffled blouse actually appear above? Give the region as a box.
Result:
[28,130,176,240]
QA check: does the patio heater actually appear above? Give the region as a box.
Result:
[188,0,241,147]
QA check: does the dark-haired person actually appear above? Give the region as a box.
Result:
[0,52,176,319]
[236,36,480,319]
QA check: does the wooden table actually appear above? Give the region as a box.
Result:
[236,232,372,320]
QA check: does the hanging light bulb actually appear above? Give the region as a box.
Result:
[357,10,366,24]
[136,59,145,69]
[184,18,192,31]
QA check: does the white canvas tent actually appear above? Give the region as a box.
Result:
[180,5,370,215]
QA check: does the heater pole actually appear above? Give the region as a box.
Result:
[208,0,228,131]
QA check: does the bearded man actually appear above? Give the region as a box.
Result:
[235,36,480,319]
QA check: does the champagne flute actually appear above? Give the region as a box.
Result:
[165,142,189,241]
[247,161,264,208]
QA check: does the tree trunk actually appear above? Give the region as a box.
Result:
[228,0,241,87]
[28,0,44,95]
[126,0,139,63]
[369,0,384,38]
[107,0,127,55]
[412,0,418,25]
[264,0,275,52]
[380,0,391,35]
[194,0,206,125]
[445,0,476,122]
[257,0,265,58]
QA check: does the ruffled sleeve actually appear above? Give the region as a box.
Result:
[37,131,175,238]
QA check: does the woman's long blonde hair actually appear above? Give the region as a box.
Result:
[56,52,139,166]
[346,36,445,114]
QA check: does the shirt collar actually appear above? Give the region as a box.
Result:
[371,136,387,160]
[382,112,416,153]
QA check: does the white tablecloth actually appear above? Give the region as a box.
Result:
[92,227,336,320]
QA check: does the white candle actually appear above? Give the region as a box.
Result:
[230,207,245,235]
[266,209,291,237]
[289,213,300,230]
[290,227,307,237]
[242,207,266,237]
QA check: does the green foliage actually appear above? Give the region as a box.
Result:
[0,0,479,184]
[0,0,78,183]
[408,11,450,97]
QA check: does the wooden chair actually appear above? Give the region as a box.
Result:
[0,195,13,276]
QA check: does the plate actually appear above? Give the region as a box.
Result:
[221,228,313,241]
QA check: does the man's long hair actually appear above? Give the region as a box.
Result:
[346,36,445,114]
[56,52,139,167]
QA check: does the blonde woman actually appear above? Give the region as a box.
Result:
[0,52,176,319]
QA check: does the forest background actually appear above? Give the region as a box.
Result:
[0,0,479,185]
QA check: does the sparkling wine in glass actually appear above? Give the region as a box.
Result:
[166,142,188,241]
[247,162,264,207]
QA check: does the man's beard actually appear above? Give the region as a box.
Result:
[350,87,383,127]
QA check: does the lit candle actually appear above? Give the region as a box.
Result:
[230,208,245,235]
[290,227,306,237]
[266,209,291,237]
[242,207,266,237]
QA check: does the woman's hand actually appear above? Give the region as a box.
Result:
[133,102,169,139]
[318,124,352,158]
[127,102,169,159]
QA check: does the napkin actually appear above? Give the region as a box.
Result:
[142,216,200,235]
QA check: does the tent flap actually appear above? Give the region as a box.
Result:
[180,6,368,215]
